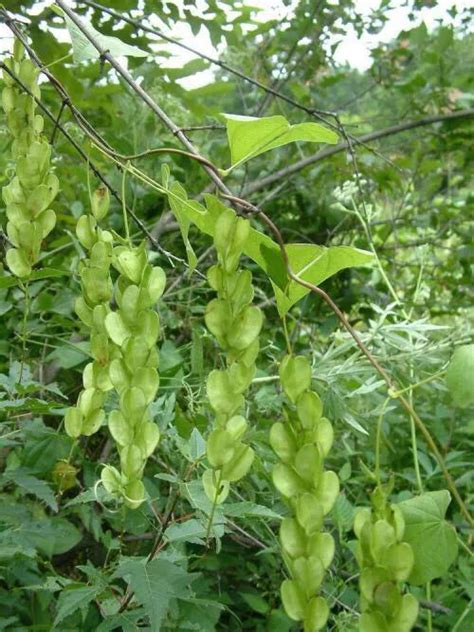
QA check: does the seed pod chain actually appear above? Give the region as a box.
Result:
[354,484,419,632]
[65,186,115,439]
[203,208,263,504]
[270,354,339,631]
[1,40,58,277]
[100,236,166,509]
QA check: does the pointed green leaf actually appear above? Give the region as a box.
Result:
[222,113,338,172]
[56,6,147,62]
[272,243,374,317]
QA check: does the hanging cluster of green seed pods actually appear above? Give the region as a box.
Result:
[100,237,166,508]
[2,40,58,278]
[270,355,339,631]
[65,187,115,439]
[65,186,166,508]
[202,208,263,504]
[354,485,418,632]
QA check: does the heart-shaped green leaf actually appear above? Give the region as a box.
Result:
[398,491,458,585]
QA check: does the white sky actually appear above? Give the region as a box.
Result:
[0,0,471,89]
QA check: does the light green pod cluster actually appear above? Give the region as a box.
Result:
[270,355,340,631]
[354,486,418,632]
[64,187,115,439]
[202,208,263,504]
[100,239,166,508]
[1,40,58,277]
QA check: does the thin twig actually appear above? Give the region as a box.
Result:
[50,100,66,145]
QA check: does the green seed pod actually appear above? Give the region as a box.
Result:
[207,369,245,417]
[294,443,322,484]
[91,185,110,220]
[353,487,418,630]
[295,493,324,536]
[292,555,324,598]
[279,355,312,403]
[214,208,250,273]
[281,579,306,622]
[297,390,323,429]
[220,443,254,481]
[64,407,83,439]
[225,415,248,440]
[113,244,148,283]
[124,479,146,510]
[202,469,230,505]
[1,40,58,277]
[280,517,306,558]
[202,207,262,503]
[272,462,307,498]
[101,465,123,495]
[304,595,329,632]
[271,353,339,625]
[207,428,235,468]
[307,532,335,569]
[269,422,297,463]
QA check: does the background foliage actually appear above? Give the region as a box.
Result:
[0,0,473,630]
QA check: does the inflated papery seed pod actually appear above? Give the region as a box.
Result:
[64,187,115,440]
[202,208,263,505]
[1,40,58,277]
[100,239,166,509]
[270,354,339,631]
[353,484,418,632]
